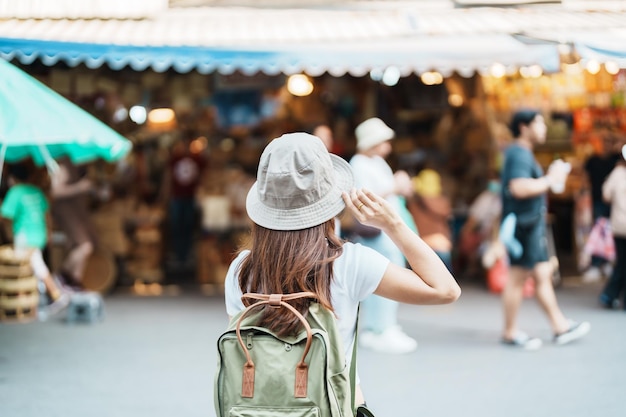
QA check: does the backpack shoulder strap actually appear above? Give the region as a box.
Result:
[350,304,360,411]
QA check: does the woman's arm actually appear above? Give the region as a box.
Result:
[50,166,92,199]
[343,189,461,305]
[602,168,618,203]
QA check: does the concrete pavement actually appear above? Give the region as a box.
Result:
[0,279,624,417]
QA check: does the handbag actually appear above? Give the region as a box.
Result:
[582,217,615,263]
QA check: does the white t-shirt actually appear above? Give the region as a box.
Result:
[224,241,389,363]
[350,153,402,211]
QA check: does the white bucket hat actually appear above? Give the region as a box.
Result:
[246,132,354,231]
[355,117,395,151]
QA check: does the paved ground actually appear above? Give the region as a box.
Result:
[0,278,624,417]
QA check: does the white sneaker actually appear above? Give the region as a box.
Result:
[582,267,602,283]
[360,326,418,354]
[38,292,70,322]
[554,320,591,345]
[501,331,543,351]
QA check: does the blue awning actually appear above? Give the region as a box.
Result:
[572,30,626,65]
[0,35,561,77]
[0,37,283,75]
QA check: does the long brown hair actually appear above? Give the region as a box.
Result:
[237,219,343,336]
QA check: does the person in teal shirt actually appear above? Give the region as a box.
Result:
[1,163,69,317]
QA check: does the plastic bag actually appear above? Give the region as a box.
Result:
[580,217,615,269]
[486,256,534,297]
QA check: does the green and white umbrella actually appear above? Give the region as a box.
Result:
[0,58,132,176]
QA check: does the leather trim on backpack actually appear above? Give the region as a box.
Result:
[237,292,317,398]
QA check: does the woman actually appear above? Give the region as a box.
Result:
[599,144,626,309]
[224,132,460,408]
[349,117,419,354]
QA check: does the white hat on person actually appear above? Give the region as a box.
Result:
[246,132,354,231]
[355,117,395,151]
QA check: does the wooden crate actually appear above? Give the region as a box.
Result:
[0,245,38,322]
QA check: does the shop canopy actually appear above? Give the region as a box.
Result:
[0,35,559,77]
[0,4,624,77]
[571,30,626,66]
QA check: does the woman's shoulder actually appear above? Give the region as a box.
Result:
[337,241,389,269]
[339,241,362,255]
[335,241,389,298]
[349,154,369,166]
[230,250,249,267]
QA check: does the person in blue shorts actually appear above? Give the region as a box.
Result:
[500,110,590,349]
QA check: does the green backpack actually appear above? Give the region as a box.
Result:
[214,292,374,417]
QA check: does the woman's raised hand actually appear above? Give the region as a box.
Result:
[342,188,402,232]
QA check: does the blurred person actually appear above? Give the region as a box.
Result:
[312,123,334,152]
[308,122,348,158]
[582,131,622,281]
[1,163,70,316]
[50,158,97,289]
[309,123,345,235]
[223,132,460,407]
[408,168,453,271]
[162,133,207,268]
[457,173,502,280]
[499,110,590,349]
[598,144,626,310]
[349,117,419,354]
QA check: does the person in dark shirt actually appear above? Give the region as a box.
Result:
[164,135,207,268]
[499,110,590,349]
[583,132,622,281]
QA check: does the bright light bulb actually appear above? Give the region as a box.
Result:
[586,60,601,75]
[490,63,506,78]
[520,67,531,78]
[448,94,463,107]
[129,106,147,124]
[421,71,443,85]
[382,67,400,86]
[370,68,384,82]
[605,61,620,75]
[148,108,175,124]
[287,74,314,97]
[528,65,543,78]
